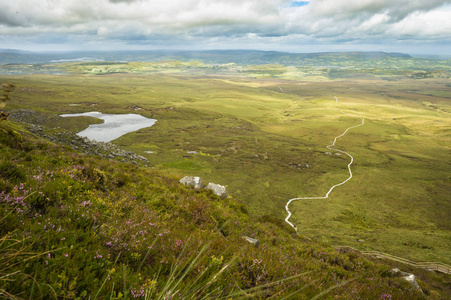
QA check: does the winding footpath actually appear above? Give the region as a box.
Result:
[282,99,451,274]
[284,97,365,233]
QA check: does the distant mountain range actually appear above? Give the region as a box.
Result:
[0,49,449,67]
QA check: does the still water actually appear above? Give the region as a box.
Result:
[60,111,157,142]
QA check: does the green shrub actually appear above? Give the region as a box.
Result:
[0,161,26,183]
[83,167,106,185]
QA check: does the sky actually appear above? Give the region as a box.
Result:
[1,0,451,55]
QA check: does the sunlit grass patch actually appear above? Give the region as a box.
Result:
[163,159,209,171]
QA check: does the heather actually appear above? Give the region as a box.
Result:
[1,120,445,299]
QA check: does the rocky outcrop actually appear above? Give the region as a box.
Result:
[179,176,204,189]
[391,268,422,292]
[179,176,227,199]
[9,109,149,166]
[206,183,227,199]
[9,109,59,125]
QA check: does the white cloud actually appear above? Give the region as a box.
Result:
[388,8,451,38]
[285,1,450,31]
[0,0,450,53]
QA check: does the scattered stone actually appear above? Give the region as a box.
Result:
[391,269,422,292]
[179,176,204,189]
[403,274,421,291]
[242,236,260,247]
[186,151,198,154]
[335,153,341,156]
[8,109,153,166]
[206,182,227,199]
[179,175,228,199]
[136,155,148,162]
[390,268,406,276]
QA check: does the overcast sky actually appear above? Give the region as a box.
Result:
[1,0,451,54]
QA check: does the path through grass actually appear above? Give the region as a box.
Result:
[285,96,365,233]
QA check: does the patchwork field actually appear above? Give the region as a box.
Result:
[2,67,450,265]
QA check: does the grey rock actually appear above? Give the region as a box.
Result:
[8,109,152,166]
[403,274,421,291]
[391,269,422,292]
[179,176,204,189]
[137,155,148,161]
[242,236,260,247]
[206,182,227,199]
[391,268,409,277]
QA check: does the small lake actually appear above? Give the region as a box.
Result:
[60,111,157,142]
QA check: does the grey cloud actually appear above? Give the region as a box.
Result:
[0,14,25,27]
[0,5,30,27]
[0,0,449,53]
[109,0,138,3]
[304,0,450,19]
[284,0,451,39]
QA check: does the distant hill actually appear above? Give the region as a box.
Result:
[0,49,35,54]
[0,49,418,66]
[2,49,450,71]
[0,49,57,64]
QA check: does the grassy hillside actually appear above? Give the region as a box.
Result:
[2,71,450,267]
[3,120,450,298]
[1,60,450,297]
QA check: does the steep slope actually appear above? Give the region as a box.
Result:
[0,119,448,299]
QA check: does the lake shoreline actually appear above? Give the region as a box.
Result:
[60,111,157,142]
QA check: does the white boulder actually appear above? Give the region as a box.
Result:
[179,176,204,189]
[391,269,422,292]
[206,182,227,199]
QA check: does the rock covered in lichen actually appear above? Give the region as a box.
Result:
[179,176,204,189]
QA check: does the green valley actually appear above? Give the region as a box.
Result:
[1,53,450,298]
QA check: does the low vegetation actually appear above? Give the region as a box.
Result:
[0,56,450,298]
[3,117,451,299]
[3,70,450,265]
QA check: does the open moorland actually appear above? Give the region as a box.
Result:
[2,57,450,270]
